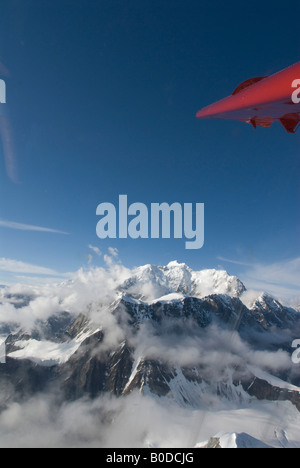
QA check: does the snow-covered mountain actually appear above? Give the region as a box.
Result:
[119,261,246,300]
[0,261,300,448]
[249,293,299,329]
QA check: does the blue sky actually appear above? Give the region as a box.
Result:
[0,0,299,300]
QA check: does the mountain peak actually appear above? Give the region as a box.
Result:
[120,262,246,302]
[166,260,190,269]
[196,432,273,449]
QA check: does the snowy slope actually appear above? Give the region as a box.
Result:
[196,432,272,448]
[8,324,101,366]
[191,400,300,449]
[141,399,300,449]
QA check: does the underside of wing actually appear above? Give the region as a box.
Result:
[247,114,300,133]
[247,117,273,129]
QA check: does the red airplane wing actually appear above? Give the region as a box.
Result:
[196,62,300,133]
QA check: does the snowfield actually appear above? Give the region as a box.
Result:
[8,326,101,366]
[192,401,300,449]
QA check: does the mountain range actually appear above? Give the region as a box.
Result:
[0,261,300,448]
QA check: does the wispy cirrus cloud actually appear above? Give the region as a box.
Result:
[218,256,300,305]
[0,219,68,235]
[0,258,64,277]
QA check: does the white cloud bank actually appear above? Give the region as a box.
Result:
[0,390,299,448]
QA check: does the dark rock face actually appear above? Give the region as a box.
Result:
[250,294,300,330]
[123,359,173,397]
[243,376,300,411]
[61,331,106,400]
[120,295,264,334]
[0,357,56,406]
[199,437,222,449]
[105,343,134,396]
